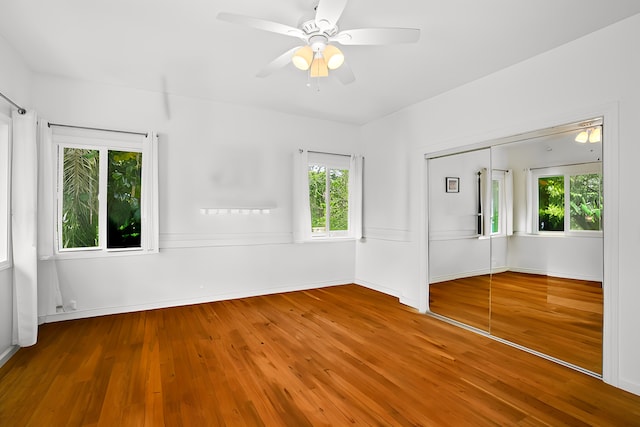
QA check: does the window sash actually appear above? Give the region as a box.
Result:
[532,163,602,235]
[308,158,351,239]
[51,123,156,256]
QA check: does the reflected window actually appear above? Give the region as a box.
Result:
[534,164,602,233]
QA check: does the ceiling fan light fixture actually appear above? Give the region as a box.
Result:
[292,46,313,70]
[310,55,329,77]
[323,45,345,70]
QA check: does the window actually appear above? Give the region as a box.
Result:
[308,152,351,238]
[53,126,158,254]
[0,114,10,268]
[491,171,506,235]
[534,163,602,233]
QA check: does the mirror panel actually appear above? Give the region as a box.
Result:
[427,119,603,374]
[428,148,491,332]
[489,126,603,374]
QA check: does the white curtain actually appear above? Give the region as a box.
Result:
[141,132,159,252]
[292,149,312,243]
[37,120,63,311]
[349,155,364,239]
[478,167,491,236]
[505,169,514,236]
[11,110,38,346]
[525,168,534,234]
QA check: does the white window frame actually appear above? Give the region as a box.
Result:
[52,126,158,257]
[0,113,11,270]
[491,170,505,236]
[308,152,352,239]
[532,162,603,236]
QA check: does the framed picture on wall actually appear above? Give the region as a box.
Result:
[446,177,459,193]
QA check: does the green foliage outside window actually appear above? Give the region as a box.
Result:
[62,148,100,248]
[570,173,602,231]
[329,169,349,231]
[538,176,565,231]
[62,148,142,249]
[308,165,349,234]
[107,151,142,248]
[491,180,500,234]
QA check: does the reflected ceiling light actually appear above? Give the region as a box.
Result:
[292,46,313,70]
[575,126,602,143]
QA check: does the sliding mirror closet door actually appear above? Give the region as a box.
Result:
[428,148,492,332]
[489,120,604,374]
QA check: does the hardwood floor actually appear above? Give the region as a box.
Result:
[1,284,637,426]
[429,272,603,374]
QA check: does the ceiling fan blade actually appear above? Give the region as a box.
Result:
[256,46,303,78]
[217,12,306,40]
[332,28,420,45]
[332,62,356,85]
[315,0,348,29]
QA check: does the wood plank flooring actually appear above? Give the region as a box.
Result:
[429,272,603,374]
[491,272,602,374]
[1,284,637,426]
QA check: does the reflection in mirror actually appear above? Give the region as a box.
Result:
[489,121,603,374]
[428,148,491,332]
[426,119,604,375]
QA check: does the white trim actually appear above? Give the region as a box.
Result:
[503,268,601,283]
[40,279,351,323]
[0,345,19,369]
[159,232,293,248]
[363,227,411,242]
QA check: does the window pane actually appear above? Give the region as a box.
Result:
[491,180,500,234]
[538,176,564,231]
[329,168,349,231]
[309,165,326,234]
[62,148,100,248]
[570,173,602,231]
[107,150,142,248]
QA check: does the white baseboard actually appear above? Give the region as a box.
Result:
[618,379,640,397]
[42,279,352,323]
[507,267,602,282]
[0,345,19,369]
[354,278,421,309]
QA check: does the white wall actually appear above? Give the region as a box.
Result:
[32,74,360,321]
[356,13,640,394]
[0,33,32,365]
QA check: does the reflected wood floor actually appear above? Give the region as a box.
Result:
[429,274,491,331]
[1,284,636,426]
[430,272,603,374]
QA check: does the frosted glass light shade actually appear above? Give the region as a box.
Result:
[575,130,589,143]
[310,56,329,77]
[589,126,601,143]
[292,46,313,70]
[323,45,345,70]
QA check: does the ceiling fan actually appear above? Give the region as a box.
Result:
[217,0,420,85]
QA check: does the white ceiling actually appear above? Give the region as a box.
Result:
[1,0,640,125]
